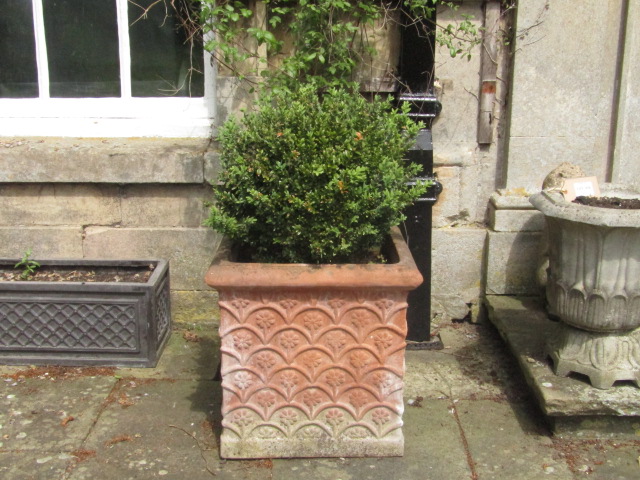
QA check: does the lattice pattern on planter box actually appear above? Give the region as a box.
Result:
[219,288,408,458]
[0,258,171,367]
[0,301,138,351]
[155,280,172,344]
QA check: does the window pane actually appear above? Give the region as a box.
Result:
[129,0,204,97]
[0,0,38,98]
[43,0,120,97]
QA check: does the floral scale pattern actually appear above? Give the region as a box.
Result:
[219,288,409,453]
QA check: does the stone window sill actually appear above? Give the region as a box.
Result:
[0,137,218,184]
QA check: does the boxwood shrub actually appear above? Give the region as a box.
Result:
[206,85,428,263]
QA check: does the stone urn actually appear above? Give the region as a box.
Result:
[205,227,422,458]
[530,184,640,389]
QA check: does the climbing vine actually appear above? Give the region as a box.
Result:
[194,0,482,90]
[133,0,490,94]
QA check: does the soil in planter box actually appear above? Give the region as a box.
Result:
[0,265,154,283]
[573,196,640,209]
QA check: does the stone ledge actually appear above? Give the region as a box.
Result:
[490,190,536,210]
[485,295,640,437]
[485,231,542,295]
[489,204,545,232]
[489,190,544,232]
[0,137,214,184]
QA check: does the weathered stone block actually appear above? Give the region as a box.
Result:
[204,149,222,184]
[171,290,219,326]
[489,189,545,232]
[506,0,622,190]
[83,227,221,290]
[0,138,209,183]
[505,136,608,192]
[0,184,121,226]
[488,189,543,234]
[432,2,482,145]
[612,0,640,182]
[459,162,495,225]
[490,206,545,232]
[0,226,83,258]
[432,294,471,322]
[486,231,542,295]
[121,185,212,228]
[216,76,261,123]
[432,227,486,301]
[432,166,462,228]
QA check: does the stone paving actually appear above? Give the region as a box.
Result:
[1,318,639,479]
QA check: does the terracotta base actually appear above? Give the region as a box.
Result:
[546,322,640,389]
[221,428,403,459]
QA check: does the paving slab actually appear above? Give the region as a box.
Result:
[271,398,471,480]
[486,295,640,437]
[551,437,640,479]
[121,328,220,381]
[457,398,572,479]
[2,318,640,479]
[0,451,75,480]
[0,375,116,451]
[403,321,533,404]
[70,379,221,479]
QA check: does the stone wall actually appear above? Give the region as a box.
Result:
[429,1,511,321]
[0,1,509,327]
[505,0,624,191]
[487,0,637,304]
[0,137,222,324]
[3,0,635,329]
[432,0,639,320]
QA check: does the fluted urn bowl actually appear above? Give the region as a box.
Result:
[530,184,640,332]
[530,183,640,389]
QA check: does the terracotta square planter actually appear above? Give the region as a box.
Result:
[205,228,422,458]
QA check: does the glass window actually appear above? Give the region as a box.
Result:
[0,0,204,99]
[129,0,204,97]
[0,0,212,137]
[0,0,39,98]
[43,0,121,97]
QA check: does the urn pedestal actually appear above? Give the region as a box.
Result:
[205,228,422,458]
[530,184,640,389]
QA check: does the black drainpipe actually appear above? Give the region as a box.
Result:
[396,10,443,348]
[399,95,442,347]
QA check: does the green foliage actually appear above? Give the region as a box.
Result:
[205,85,430,263]
[14,249,40,280]
[437,13,482,60]
[199,0,481,90]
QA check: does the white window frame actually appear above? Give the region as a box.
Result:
[0,0,215,138]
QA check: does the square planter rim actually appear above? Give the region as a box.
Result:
[0,258,169,292]
[205,227,423,290]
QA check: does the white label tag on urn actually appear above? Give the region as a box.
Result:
[562,177,601,202]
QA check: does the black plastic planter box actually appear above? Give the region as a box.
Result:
[0,259,171,367]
